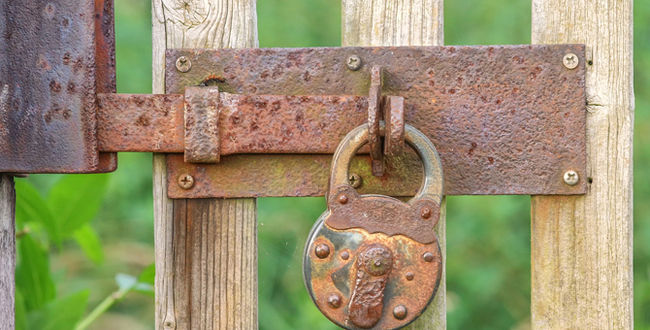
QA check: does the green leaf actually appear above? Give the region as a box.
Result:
[72,225,104,265]
[47,174,109,237]
[15,235,55,311]
[15,288,28,330]
[27,290,89,330]
[137,263,155,285]
[15,180,59,244]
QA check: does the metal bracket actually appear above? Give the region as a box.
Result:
[159,45,587,197]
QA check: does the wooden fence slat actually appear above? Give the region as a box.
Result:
[530,0,634,328]
[341,1,445,328]
[152,1,258,329]
[0,175,15,330]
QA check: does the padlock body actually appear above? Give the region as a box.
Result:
[303,206,442,330]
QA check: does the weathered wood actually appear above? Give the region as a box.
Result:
[0,175,15,330]
[530,0,634,328]
[152,1,258,329]
[342,1,445,328]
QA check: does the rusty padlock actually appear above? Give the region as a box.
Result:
[303,123,444,329]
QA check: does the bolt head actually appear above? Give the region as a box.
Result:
[405,272,415,281]
[563,53,579,69]
[340,250,350,260]
[420,207,432,219]
[327,294,342,308]
[338,194,349,204]
[346,55,362,71]
[348,173,362,188]
[177,174,195,189]
[563,170,579,186]
[315,244,330,259]
[175,56,192,73]
[393,305,407,320]
[423,252,435,263]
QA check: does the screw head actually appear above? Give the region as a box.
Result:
[346,55,362,71]
[563,170,579,186]
[420,207,432,219]
[563,53,579,69]
[327,294,342,308]
[315,244,330,259]
[338,194,349,204]
[340,250,350,260]
[405,272,415,281]
[177,174,195,189]
[423,252,435,263]
[393,305,407,320]
[348,173,362,188]
[175,56,192,73]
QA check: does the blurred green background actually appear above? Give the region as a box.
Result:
[12,0,649,329]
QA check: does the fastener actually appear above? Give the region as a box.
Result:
[338,194,349,204]
[346,55,362,71]
[423,252,434,262]
[315,243,330,259]
[563,53,579,69]
[421,207,432,219]
[327,294,342,308]
[405,272,414,281]
[393,305,407,320]
[340,250,350,260]
[176,56,192,73]
[348,173,362,188]
[177,174,194,189]
[563,170,579,186]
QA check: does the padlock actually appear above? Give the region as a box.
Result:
[303,123,444,329]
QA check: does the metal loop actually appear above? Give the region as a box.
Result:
[329,122,444,203]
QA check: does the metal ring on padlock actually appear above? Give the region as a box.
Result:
[304,122,444,330]
[329,122,444,204]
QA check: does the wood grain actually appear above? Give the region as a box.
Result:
[152,1,258,329]
[530,0,634,328]
[0,175,15,330]
[342,1,445,328]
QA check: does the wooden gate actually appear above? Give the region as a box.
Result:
[0,0,633,329]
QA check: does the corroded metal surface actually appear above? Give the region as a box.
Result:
[184,87,220,163]
[303,218,442,329]
[304,123,443,329]
[383,96,405,157]
[164,45,586,196]
[97,93,185,152]
[94,0,118,172]
[367,66,384,176]
[0,0,116,173]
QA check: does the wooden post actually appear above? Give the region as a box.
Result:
[530,0,634,328]
[0,175,15,330]
[151,1,258,329]
[341,1,445,329]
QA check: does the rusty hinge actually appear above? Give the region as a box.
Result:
[0,1,587,198]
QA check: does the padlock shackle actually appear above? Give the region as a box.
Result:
[330,123,444,204]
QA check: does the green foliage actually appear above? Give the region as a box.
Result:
[14,175,153,330]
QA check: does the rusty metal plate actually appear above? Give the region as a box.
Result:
[165,45,586,197]
[303,215,442,329]
[0,0,116,173]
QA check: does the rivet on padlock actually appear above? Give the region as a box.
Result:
[303,122,444,329]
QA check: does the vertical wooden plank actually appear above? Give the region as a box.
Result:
[0,175,15,330]
[530,0,634,328]
[151,1,258,329]
[341,1,445,328]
